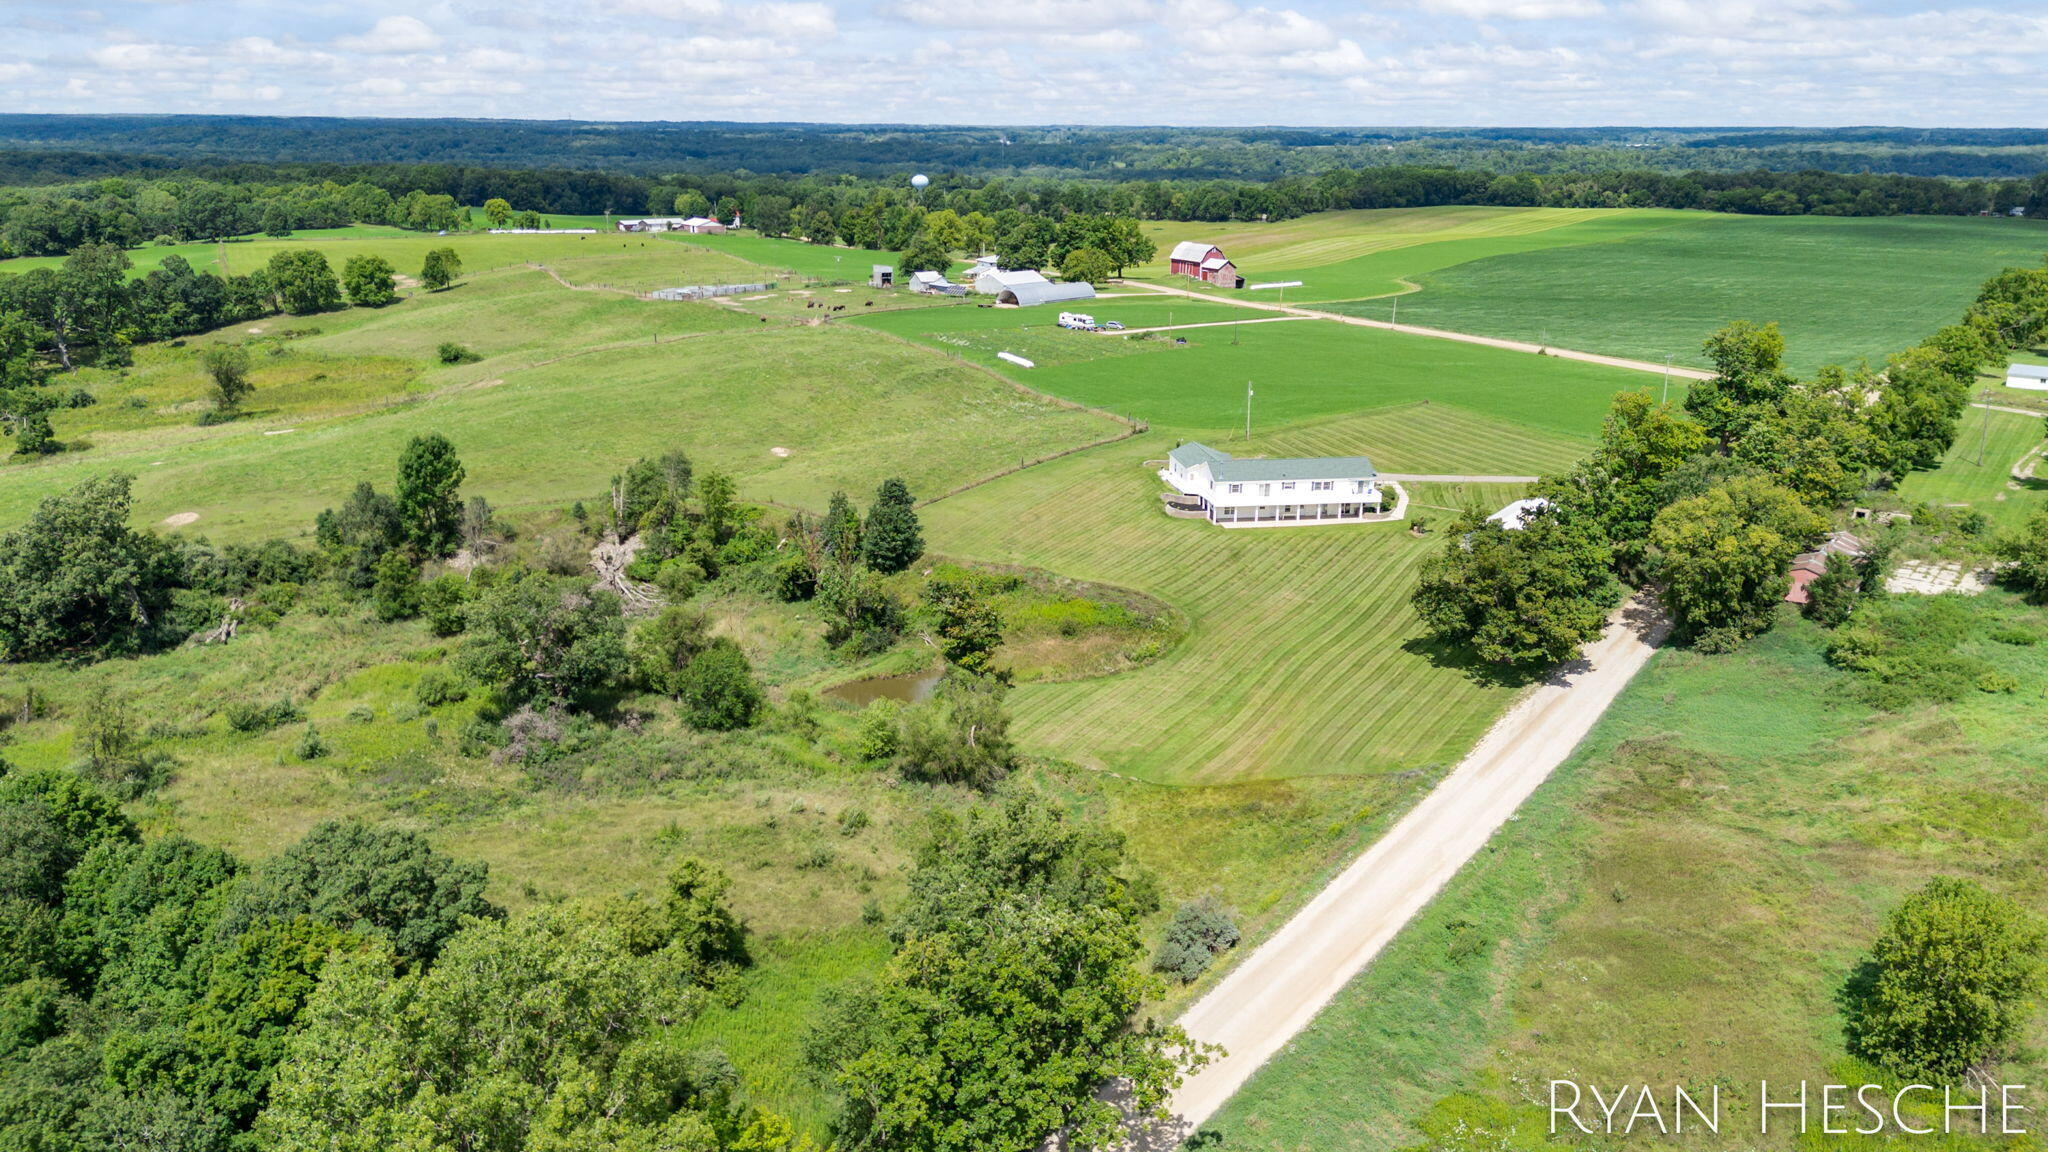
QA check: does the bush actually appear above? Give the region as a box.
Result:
[1152,896,1240,982]
[837,807,870,836]
[420,574,471,636]
[294,724,330,760]
[371,552,422,622]
[436,342,481,365]
[223,698,303,732]
[413,668,471,708]
[853,700,901,763]
[1826,598,1989,709]
[632,605,711,696]
[673,639,763,731]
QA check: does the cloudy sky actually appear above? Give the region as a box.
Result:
[3,0,2045,126]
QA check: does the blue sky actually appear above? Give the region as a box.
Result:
[3,0,2045,126]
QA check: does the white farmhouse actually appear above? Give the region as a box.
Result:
[2006,363,2048,391]
[1161,442,1387,526]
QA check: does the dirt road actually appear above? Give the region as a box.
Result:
[1135,596,1668,1147]
[1126,281,1715,383]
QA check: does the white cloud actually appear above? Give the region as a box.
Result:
[1420,0,1603,18]
[1177,6,1338,55]
[334,16,442,53]
[884,0,1157,31]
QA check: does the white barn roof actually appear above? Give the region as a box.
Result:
[1487,498,1552,530]
[2009,363,2048,381]
[998,280,1097,307]
[1171,240,1220,262]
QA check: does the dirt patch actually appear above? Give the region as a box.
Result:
[263,428,297,436]
[770,446,792,458]
[245,326,264,335]
[163,512,200,528]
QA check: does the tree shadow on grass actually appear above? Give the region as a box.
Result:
[1400,633,1565,691]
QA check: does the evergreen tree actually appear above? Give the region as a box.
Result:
[822,491,862,563]
[393,434,465,558]
[861,478,923,573]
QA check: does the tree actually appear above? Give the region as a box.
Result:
[1847,877,2047,1080]
[314,482,403,590]
[697,470,737,545]
[456,568,630,707]
[0,474,181,661]
[821,491,862,563]
[922,572,1003,676]
[1803,550,1861,626]
[1649,476,1827,647]
[340,254,397,307]
[264,249,342,315]
[394,433,465,558]
[1996,508,2048,601]
[221,819,500,968]
[896,232,952,279]
[861,477,923,574]
[1412,509,1622,666]
[481,198,512,227]
[633,604,712,696]
[201,343,253,415]
[1059,245,1116,285]
[369,551,421,622]
[1684,320,1794,450]
[806,794,1204,1151]
[1540,390,1707,577]
[891,673,1015,789]
[674,638,763,731]
[418,247,462,291]
[750,194,794,237]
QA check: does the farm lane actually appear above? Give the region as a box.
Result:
[1134,594,1669,1148]
[1124,280,1717,382]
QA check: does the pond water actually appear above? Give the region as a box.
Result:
[823,668,944,706]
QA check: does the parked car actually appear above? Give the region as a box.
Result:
[1102,320,1125,331]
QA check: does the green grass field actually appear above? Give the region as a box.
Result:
[1208,600,2048,1151]
[860,300,1668,434]
[0,268,1125,537]
[1349,215,2048,374]
[921,423,1566,786]
[1894,405,2048,529]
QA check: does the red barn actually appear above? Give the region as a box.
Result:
[1169,241,1243,287]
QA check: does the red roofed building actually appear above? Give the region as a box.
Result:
[1784,531,1867,604]
[1169,241,1243,287]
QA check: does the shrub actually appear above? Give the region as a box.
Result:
[294,724,329,761]
[371,551,422,622]
[413,668,470,708]
[1152,896,1240,982]
[1846,877,2047,1079]
[853,700,901,763]
[1826,598,1989,709]
[632,605,711,696]
[420,574,471,637]
[837,807,870,836]
[673,639,763,731]
[436,342,481,365]
[224,699,303,733]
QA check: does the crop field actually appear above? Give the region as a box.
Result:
[923,428,1554,786]
[1206,601,2048,1151]
[0,268,1125,536]
[1894,404,2048,528]
[864,300,1667,434]
[1338,214,2048,374]
[1134,207,1703,303]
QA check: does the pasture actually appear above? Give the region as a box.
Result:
[0,268,1125,536]
[1206,602,2048,1151]
[860,299,1668,434]
[1893,404,2048,529]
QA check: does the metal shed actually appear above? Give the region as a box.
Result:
[996,281,1097,307]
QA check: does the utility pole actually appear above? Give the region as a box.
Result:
[1662,357,1672,405]
[1978,389,1993,466]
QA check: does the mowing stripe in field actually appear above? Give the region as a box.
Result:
[926,431,1538,785]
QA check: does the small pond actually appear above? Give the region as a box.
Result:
[823,668,944,706]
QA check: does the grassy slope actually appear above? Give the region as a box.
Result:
[1360,215,2048,374]
[1894,405,2048,530]
[0,269,1123,536]
[1133,207,1704,303]
[1207,601,2048,1151]
[920,412,1578,786]
[859,299,1665,433]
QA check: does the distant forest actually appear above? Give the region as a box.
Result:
[4,115,2048,181]
[3,117,2048,258]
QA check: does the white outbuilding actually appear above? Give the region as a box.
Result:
[2006,363,2048,391]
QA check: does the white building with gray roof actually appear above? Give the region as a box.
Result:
[2006,363,2048,391]
[1161,441,1388,526]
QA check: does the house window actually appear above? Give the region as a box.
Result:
[1311,481,1333,492]
[1227,483,1242,494]
[1281,482,1296,491]
[1260,484,1271,496]
[1353,480,1367,493]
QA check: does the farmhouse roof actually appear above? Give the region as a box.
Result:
[2010,363,2048,381]
[999,280,1096,306]
[1169,442,1231,470]
[1171,240,1220,262]
[982,269,1048,288]
[1486,497,1552,530]
[1209,455,1376,482]
[1201,256,1232,271]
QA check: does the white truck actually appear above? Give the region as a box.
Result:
[1057,311,1099,331]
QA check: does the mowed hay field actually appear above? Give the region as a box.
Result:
[1358,214,2048,373]
[922,420,1568,785]
[1894,404,2048,529]
[0,268,1125,537]
[1207,606,2048,1152]
[1133,207,1703,303]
